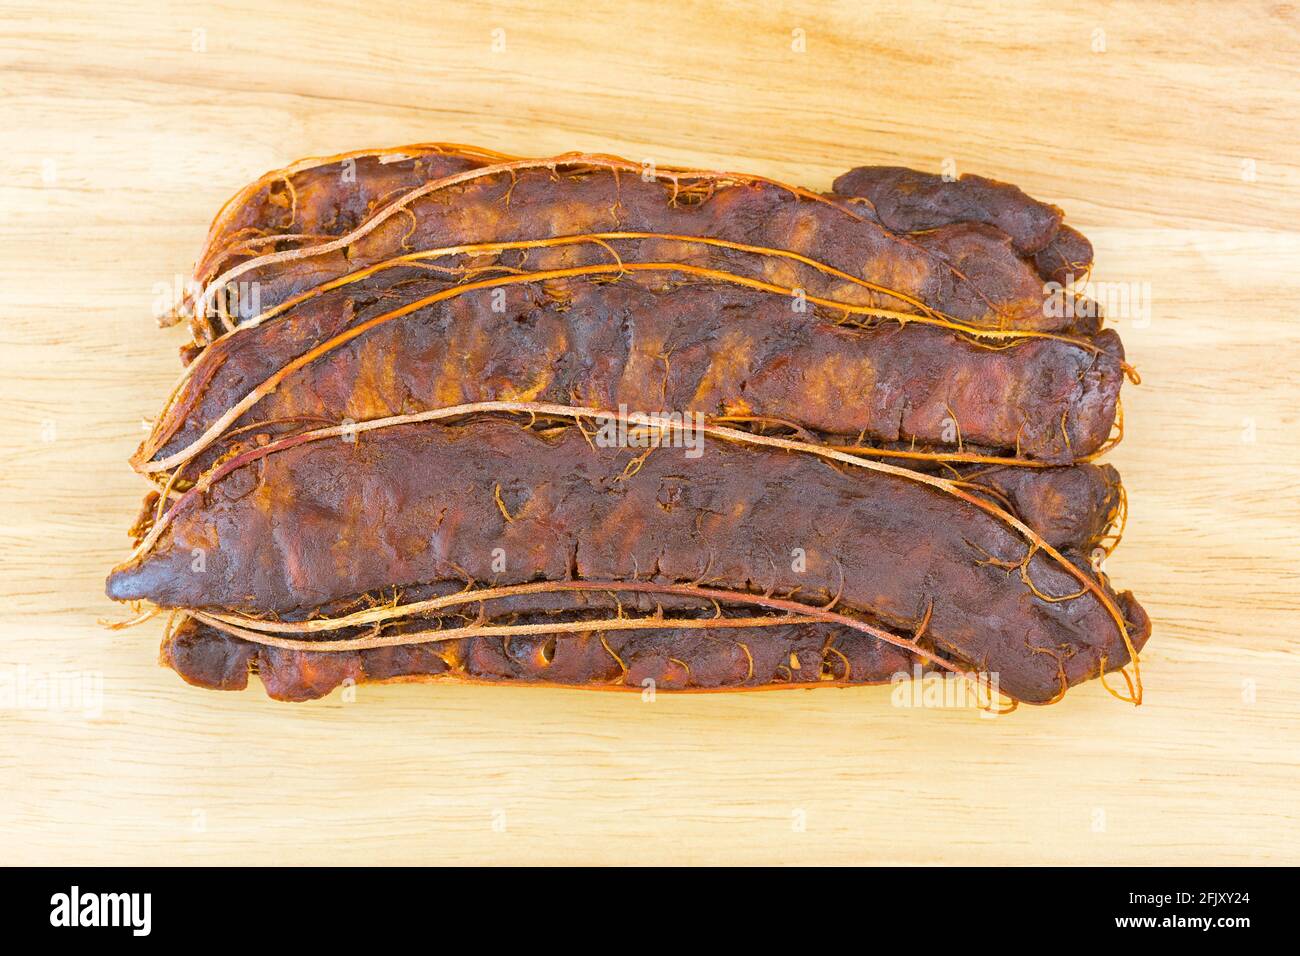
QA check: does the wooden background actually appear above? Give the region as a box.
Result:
[2,0,1298,865]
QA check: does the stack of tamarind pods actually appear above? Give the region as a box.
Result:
[107,144,1149,708]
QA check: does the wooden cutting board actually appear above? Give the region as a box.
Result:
[3,0,1297,865]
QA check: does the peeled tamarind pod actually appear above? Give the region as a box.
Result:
[107,415,1149,704]
[184,150,1072,344]
[138,274,1126,479]
[122,457,1120,592]
[161,615,930,702]
[830,166,1097,290]
[830,165,1065,255]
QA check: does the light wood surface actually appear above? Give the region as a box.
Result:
[2,0,1298,866]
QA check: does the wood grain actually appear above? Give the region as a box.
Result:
[2,0,1298,865]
